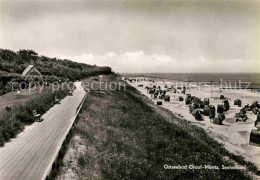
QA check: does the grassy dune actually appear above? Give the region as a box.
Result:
[57,75,258,179]
[0,86,53,119]
[0,49,112,82]
[0,84,73,146]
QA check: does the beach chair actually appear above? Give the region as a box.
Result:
[250,117,260,146]
[249,130,260,147]
[240,108,246,115]
[251,101,259,109]
[198,102,204,109]
[204,98,210,105]
[149,89,155,94]
[209,107,216,119]
[252,107,259,115]
[218,113,225,123]
[234,99,242,107]
[164,95,170,102]
[212,113,225,125]
[217,105,224,113]
[203,105,211,116]
[156,101,162,105]
[189,104,194,113]
[223,99,230,111]
[185,98,191,105]
[243,104,251,111]
[255,115,260,128]
[192,109,203,121]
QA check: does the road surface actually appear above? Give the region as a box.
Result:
[0,82,86,180]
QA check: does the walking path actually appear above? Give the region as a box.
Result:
[0,82,86,180]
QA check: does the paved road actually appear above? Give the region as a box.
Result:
[0,82,86,180]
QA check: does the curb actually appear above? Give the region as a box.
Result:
[41,91,87,180]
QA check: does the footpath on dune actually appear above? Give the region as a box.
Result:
[0,82,87,180]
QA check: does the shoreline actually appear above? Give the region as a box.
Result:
[127,77,260,170]
[124,73,260,89]
[56,75,259,179]
[57,76,259,180]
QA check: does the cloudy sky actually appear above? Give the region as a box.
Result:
[0,0,259,73]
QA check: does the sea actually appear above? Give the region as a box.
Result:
[123,73,260,89]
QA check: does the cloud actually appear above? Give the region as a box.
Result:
[56,52,259,73]
[1,0,258,64]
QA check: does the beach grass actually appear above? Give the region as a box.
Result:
[0,84,73,146]
[57,75,258,179]
[0,86,54,119]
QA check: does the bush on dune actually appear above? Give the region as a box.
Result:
[0,84,70,146]
[0,49,113,83]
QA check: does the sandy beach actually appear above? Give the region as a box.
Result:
[128,77,260,170]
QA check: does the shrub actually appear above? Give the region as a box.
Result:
[0,48,112,88]
[0,85,69,146]
[15,106,34,123]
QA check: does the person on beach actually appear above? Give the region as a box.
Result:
[255,114,260,130]
[209,107,216,121]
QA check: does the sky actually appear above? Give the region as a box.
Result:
[0,0,259,73]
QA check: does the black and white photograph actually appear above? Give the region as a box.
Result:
[0,0,259,179]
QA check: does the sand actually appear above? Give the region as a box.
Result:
[127,77,260,170]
